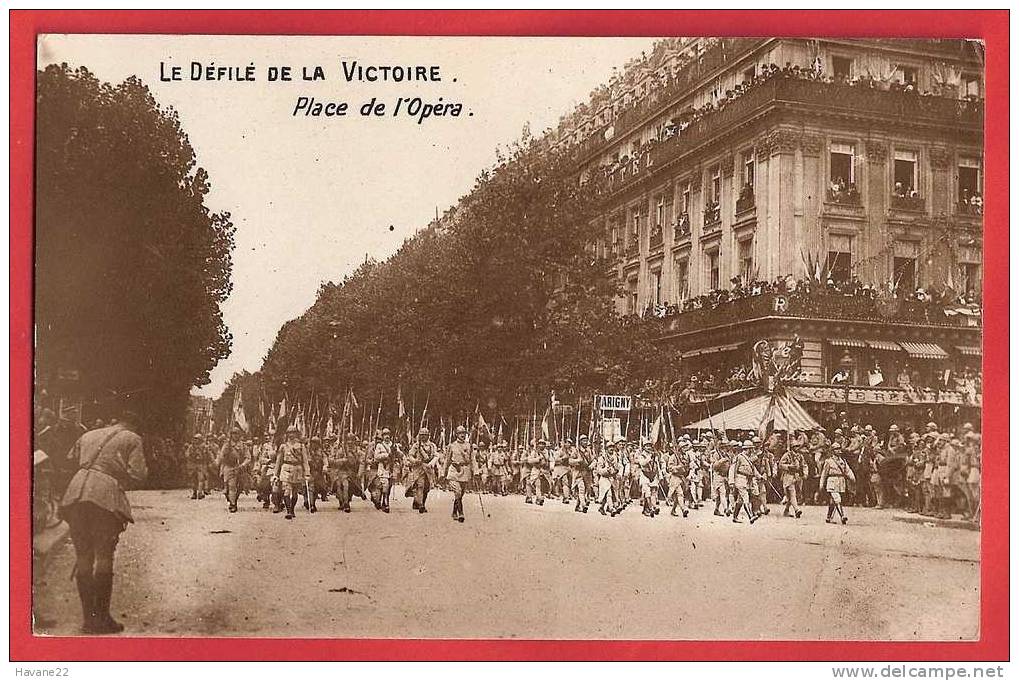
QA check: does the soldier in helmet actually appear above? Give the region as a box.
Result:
[525,440,551,505]
[779,444,806,518]
[328,433,361,512]
[595,441,621,516]
[569,435,592,512]
[729,441,760,524]
[367,428,395,512]
[184,433,209,500]
[217,427,251,513]
[302,435,324,513]
[442,425,474,522]
[820,442,855,524]
[665,440,691,517]
[404,427,440,513]
[552,439,572,503]
[253,433,278,510]
[489,440,510,496]
[273,425,310,520]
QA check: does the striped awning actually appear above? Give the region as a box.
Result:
[686,342,743,358]
[866,340,902,352]
[682,393,820,432]
[956,345,982,357]
[828,338,867,348]
[899,341,949,360]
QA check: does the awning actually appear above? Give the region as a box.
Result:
[899,341,949,360]
[956,345,982,357]
[828,338,867,348]
[684,342,743,358]
[866,340,902,352]
[682,393,821,432]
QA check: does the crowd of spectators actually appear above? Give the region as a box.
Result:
[594,58,980,186]
[637,272,981,324]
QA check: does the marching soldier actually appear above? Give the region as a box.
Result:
[273,425,311,520]
[552,440,572,503]
[636,441,661,517]
[367,428,395,512]
[404,427,441,513]
[569,435,593,512]
[60,410,147,634]
[303,436,325,513]
[779,445,806,518]
[328,434,361,512]
[442,425,474,522]
[217,427,251,513]
[253,434,277,510]
[474,442,490,494]
[489,440,510,496]
[525,440,550,505]
[595,442,620,516]
[729,441,760,524]
[819,442,855,524]
[184,433,209,500]
[708,440,731,516]
[665,442,690,517]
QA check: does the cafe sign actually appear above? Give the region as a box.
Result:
[787,385,981,407]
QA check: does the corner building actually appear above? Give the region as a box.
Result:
[562,38,983,425]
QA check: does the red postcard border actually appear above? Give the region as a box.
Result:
[9,9,1009,662]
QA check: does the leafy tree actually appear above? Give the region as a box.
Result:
[35,64,234,435]
[258,132,679,433]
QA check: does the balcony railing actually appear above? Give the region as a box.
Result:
[649,224,664,249]
[891,193,925,211]
[639,77,982,174]
[735,187,755,214]
[674,213,691,240]
[625,240,640,258]
[703,203,721,229]
[826,187,862,206]
[658,291,981,336]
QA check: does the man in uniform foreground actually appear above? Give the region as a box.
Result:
[442,425,474,522]
[59,410,147,634]
[273,425,311,519]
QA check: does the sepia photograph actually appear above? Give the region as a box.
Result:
[19,16,1001,658]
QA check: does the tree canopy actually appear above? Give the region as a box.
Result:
[258,131,677,428]
[35,64,234,434]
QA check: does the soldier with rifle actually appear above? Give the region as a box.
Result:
[404,427,440,513]
[367,428,395,512]
[184,433,210,500]
[217,427,251,513]
[569,435,593,512]
[442,425,474,522]
[328,432,361,512]
[665,441,690,517]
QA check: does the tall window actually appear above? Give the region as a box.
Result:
[830,143,855,187]
[742,153,755,190]
[958,157,981,198]
[650,269,662,306]
[893,257,917,295]
[958,262,981,297]
[675,258,689,300]
[681,182,691,215]
[826,234,853,286]
[737,238,754,282]
[710,166,721,204]
[706,250,720,291]
[631,207,641,240]
[628,280,638,315]
[742,65,756,84]
[832,56,853,80]
[655,195,665,226]
[893,241,918,296]
[894,150,918,194]
[895,65,918,86]
[962,73,981,98]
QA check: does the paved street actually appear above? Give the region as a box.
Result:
[35,488,979,640]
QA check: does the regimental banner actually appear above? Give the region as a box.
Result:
[597,395,632,412]
[600,417,622,442]
[787,385,982,407]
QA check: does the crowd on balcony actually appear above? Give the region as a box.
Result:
[828,178,861,204]
[958,188,984,215]
[593,58,982,187]
[636,272,981,325]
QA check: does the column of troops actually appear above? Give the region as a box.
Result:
[179,419,981,526]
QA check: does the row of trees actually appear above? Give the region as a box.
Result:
[251,131,680,430]
[36,64,234,434]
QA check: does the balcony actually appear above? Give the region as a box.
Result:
[674,213,691,241]
[735,186,755,214]
[891,193,925,211]
[658,291,981,337]
[636,77,982,175]
[703,202,721,229]
[649,223,664,250]
[826,186,861,206]
[957,199,983,217]
[624,240,640,259]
